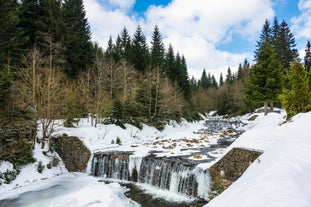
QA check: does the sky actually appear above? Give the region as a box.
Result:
[83,0,311,79]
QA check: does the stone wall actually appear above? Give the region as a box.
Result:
[209,147,262,196]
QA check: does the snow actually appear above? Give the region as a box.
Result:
[1,110,311,207]
[206,111,311,207]
[0,161,13,173]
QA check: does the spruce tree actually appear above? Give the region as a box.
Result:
[254,19,272,61]
[226,67,234,84]
[200,69,210,90]
[279,60,310,119]
[180,55,190,98]
[131,25,149,72]
[62,0,94,77]
[245,41,282,114]
[120,26,131,60]
[0,0,24,70]
[164,44,176,80]
[36,0,63,49]
[19,0,41,49]
[304,40,311,72]
[275,20,299,70]
[219,73,224,86]
[150,25,165,70]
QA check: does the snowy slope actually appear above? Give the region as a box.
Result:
[206,112,311,207]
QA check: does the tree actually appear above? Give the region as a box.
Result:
[62,0,94,77]
[225,67,234,84]
[120,26,131,60]
[219,73,224,86]
[245,41,282,115]
[254,19,272,61]
[304,40,311,72]
[200,69,210,90]
[19,0,41,49]
[164,44,176,80]
[274,20,299,71]
[179,55,190,98]
[279,60,310,119]
[150,25,165,70]
[35,0,63,54]
[0,0,24,70]
[131,25,149,72]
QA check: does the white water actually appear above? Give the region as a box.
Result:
[128,156,143,178]
[194,167,211,200]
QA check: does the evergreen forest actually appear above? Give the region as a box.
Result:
[1,1,311,167]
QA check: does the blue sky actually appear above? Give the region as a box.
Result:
[84,0,311,79]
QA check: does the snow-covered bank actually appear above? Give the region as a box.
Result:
[206,112,311,207]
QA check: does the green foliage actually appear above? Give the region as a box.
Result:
[116,137,122,145]
[47,162,52,169]
[0,70,13,103]
[304,40,311,72]
[0,168,19,185]
[279,60,311,119]
[61,0,95,77]
[37,161,45,173]
[208,175,224,200]
[150,25,165,69]
[0,107,35,166]
[131,25,149,72]
[0,0,24,69]
[245,41,282,105]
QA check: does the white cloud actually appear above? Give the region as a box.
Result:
[84,0,274,79]
[84,0,138,47]
[291,0,311,39]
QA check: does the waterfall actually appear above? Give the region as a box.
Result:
[92,152,210,200]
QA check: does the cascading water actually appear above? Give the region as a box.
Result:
[91,152,210,200]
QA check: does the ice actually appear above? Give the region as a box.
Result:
[128,155,143,177]
[0,174,140,207]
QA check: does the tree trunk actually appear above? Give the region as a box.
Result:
[270,102,274,111]
[264,102,268,115]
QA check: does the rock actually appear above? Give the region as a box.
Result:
[54,136,91,172]
[209,147,263,195]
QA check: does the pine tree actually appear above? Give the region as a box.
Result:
[275,20,299,70]
[237,63,243,80]
[19,0,41,49]
[150,25,165,70]
[219,73,224,86]
[254,19,272,61]
[245,41,282,114]
[62,0,94,77]
[179,55,190,98]
[200,69,210,90]
[120,26,131,60]
[211,75,218,89]
[36,0,63,49]
[304,40,311,72]
[271,17,280,49]
[0,0,24,70]
[131,25,149,72]
[279,60,310,119]
[164,44,176,80]
[226,67,234,84]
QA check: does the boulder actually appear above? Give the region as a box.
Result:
[54,135,91,172]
